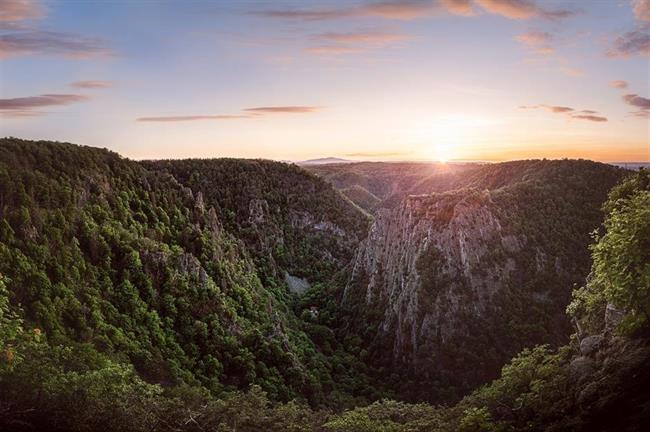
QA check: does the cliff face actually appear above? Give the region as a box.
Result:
[344,160,625,401]
[349,190,518,359]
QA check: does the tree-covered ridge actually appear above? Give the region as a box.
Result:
[0,138,370,407]
[145,158,370,286]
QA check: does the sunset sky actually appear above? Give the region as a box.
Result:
[1,0,648,162]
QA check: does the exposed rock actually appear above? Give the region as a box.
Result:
[346,189,528,362]
[285,272,310,295]
[605,303,624,332]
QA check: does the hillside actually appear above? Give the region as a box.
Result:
[0,138,373,409]
[144,159,369,288]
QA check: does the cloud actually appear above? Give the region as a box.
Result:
[0,0,43,28]
[138,106,321,122]
[70,80,113,89]
[137,115,250,122]
[362,0,442,19]
[254,1,441,21]
[0,30,112,58]
[515,30,554,54]
[475,0,575,20]
[0,93,89,117]
[520,104,607,122]
[255,0,573,22]
[313,31,412,45]
[607,30,650,57]
[632,0,650,21]
[623,93,650,109]
[0,93,89,109]
[244,106,320,114]
[609,80,629,89]
[570,114,608,122]
[307,30,412,55]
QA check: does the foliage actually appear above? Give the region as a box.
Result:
[568,170,650,335]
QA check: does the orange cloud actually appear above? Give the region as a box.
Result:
[0,0,43,26]
[475,0,574,20]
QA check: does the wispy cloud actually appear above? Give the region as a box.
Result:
[515,30,554,54]
[0,93,90,117]
[138,106,321,122]
[520,104,607,122]
[609,80,629,89]
[70,80,113,89]
[255,0,574,22]
[0,30,112,58]
[244,106,320,114]
[313,30,412,45]
[473,0,575,20]
[307,30,412,55]
[137,115,250,122]
[254,0,441,21]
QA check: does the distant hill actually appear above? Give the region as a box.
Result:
[297,157,354,165]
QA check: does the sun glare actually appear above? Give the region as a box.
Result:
[434,143,452,163]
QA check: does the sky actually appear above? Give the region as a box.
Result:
[0,0,648,162]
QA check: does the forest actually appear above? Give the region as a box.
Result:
[0,138,648,431]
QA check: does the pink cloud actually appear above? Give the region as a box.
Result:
[0,31,112,59]
[609,80,629,89]
[70,80,113,89]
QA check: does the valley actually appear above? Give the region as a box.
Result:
[1,138,648,431]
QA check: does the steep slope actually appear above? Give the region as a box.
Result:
[144,159,369,291]
[0,138,360,404]
[343,159,624,401]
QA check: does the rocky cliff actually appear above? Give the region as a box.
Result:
[343,160,625,401]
